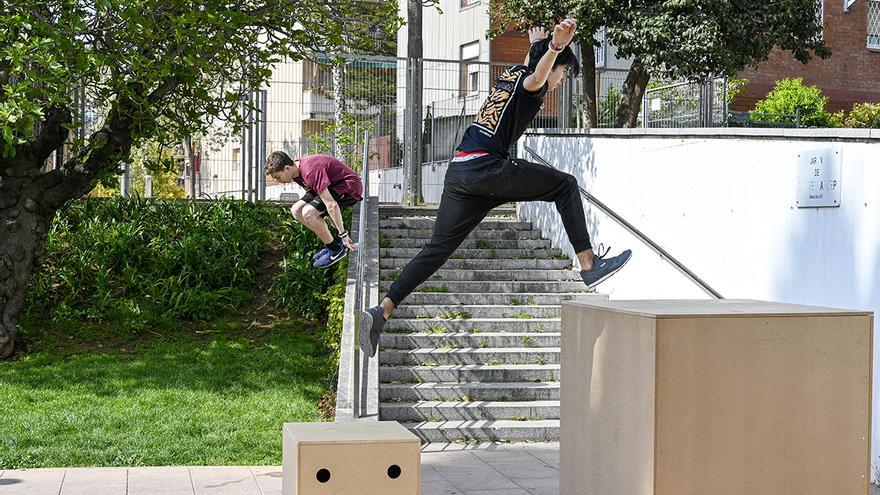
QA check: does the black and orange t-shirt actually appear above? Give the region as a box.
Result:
[457,65,548,157]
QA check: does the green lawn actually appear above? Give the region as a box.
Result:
[0,320,334,469]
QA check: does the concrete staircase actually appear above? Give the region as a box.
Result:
[377,205,604,444]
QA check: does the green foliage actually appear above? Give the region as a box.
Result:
[90,140,186,199]
[611,0,829,80]
[844,102,880,128]
[1,0,401,176]
[26,198,346,332]
[752,78,838,127]
[726,78,749,104]
[598,85,621,127]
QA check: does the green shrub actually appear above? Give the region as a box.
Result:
[26,198,346,333]
[844,102,880,128]
[752,78,838,127]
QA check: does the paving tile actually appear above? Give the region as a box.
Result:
[250,467,282,495]
[61,467,127,495]
[464,489,531,495]
[0,468,66,495]
[190,467,261,495]
[420,479,465,495]
[129,466,194,495]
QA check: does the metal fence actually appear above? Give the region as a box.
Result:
[642,78,729,128]
[61,53,738,204]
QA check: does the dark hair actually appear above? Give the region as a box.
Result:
[266,151,294,175]
[527,37,580,78]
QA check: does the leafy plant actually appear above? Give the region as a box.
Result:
[752,78,838,127]
[844,102,880,128]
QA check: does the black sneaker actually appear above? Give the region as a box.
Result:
[313,244,348,269]
[358,306,386,358]
[580,245,632,288]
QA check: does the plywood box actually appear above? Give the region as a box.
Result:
[560,299,873,495]
[282,421,420,495]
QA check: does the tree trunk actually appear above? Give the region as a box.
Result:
[578,39,598,129]
[614,57,651,128]
[1,100,138,359]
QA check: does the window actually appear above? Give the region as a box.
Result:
[868,0,880,49]
[461,0,479,8]
[460,41,480,97]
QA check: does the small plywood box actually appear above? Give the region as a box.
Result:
[560,299,873,495]
[282,421,421,495]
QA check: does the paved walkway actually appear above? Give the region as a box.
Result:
[0,443,559,495]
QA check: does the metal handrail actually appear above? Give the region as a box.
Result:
[351,131,371,418]
[523,145,723,300]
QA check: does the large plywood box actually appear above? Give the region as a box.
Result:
[560,299,873,495]
[282,421,420,495]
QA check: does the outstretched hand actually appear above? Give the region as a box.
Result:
[342,235,358,252]
[528,26,549,44]
[552,18,577,47]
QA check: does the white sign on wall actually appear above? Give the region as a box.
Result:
[796,147,841,208]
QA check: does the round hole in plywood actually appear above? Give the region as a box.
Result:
[316,468,331,483]
[387,464,402,479]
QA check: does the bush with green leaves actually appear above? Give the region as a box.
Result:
[25,198,339,332]
[844,102,880,128]
[752,78,838,127]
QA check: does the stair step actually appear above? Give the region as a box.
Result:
[382,269,578,282]
[393,304,561,319]
[381,332,560,350]
[385,239,552,250]
[381,219,533,230]
[403,292,603,306]
[380,400,560,421]
[402,420,560,443]
[381,248,567,260]
[386,281,590,294]
[385,318,559,333]
[380,381,560,401]
[383,228,544,240]
[380,347,560,366]
[381,258,571,270]
[379,364,560,383]
[379,206,516,218]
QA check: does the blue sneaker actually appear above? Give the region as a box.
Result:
[313,244,348,269]
[312,247,331,262]
[580,245,632,288]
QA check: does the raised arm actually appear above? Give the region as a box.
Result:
[523,19,577,92]
[523,26,549,66]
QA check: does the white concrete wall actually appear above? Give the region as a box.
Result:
[369,161,447,204]
[519,127,880,473]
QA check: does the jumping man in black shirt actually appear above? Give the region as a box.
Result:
[359,19,632,357]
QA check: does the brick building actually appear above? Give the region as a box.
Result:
[734,0,880,112]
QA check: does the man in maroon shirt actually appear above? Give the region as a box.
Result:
[266,152,363,268]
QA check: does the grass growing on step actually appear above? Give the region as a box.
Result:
[548,252,569,260]
[512,312,534,319]
[420,285,450,293]
[474,239,492,249]
[439,311,472,320]
[489,249,499,259]
[379,234,391,248]
[478,339,488,348]
[511,415,528,422]
[397,222,411,229]
[511,298,536,306]
[487,359,501,366]
[535,356,545,365]
[471,326,485,334]
[425,325,447,334]
[521,336,534,347]
[387,270,401,281]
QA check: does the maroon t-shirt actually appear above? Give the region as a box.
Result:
[293,154,363,200]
